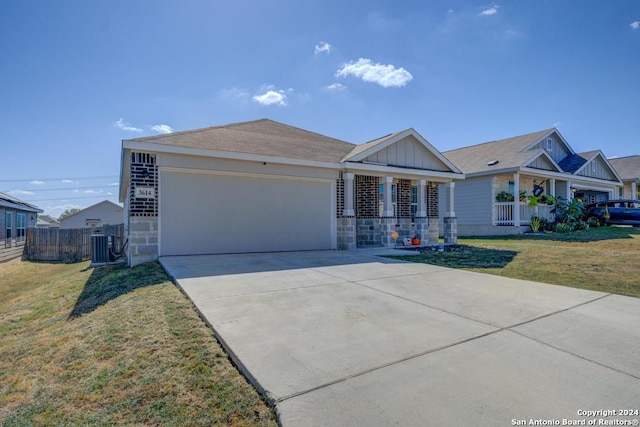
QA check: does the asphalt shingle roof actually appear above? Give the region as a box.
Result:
[0,191,42,212]
[442,129,554,174]
[126,119,357,163]
[609,155,640,181]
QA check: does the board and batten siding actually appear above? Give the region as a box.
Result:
[527,155,556,171]
[576,157,617,181]
[363,135,450,171]
[528,134,571,164]
[440,176,493,225]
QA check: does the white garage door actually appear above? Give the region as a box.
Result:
[159,169,335,256]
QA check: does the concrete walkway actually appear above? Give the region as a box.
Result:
[160,251,640,426]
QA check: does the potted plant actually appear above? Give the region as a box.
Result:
[519,190,527,202]
[496,191,514,202]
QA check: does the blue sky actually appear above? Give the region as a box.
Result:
[2,1,639,218]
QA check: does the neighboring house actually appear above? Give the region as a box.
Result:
[59,200,124,229]
[0,192,42,262]
[119,119,464,267]
[442,128,623,236]
[608,155,640,200]
[36,214,60,228]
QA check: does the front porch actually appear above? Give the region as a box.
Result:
[495,202,555,226]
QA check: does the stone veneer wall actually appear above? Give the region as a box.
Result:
[128,152,159,267]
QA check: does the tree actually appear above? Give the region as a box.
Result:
[58,208,80,220]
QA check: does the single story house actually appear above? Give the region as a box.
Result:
[1,192,42,263]
[36,214,60,228]
[608,155,639,200]
[59,200,124,229]
[119,119,464,267]
[442,128,622,235]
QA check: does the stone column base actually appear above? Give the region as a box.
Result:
[337,217,357,250]
[380,217,398,247]
[414,217,429,243]
[443,216,457,244]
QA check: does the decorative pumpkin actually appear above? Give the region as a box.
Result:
[411,237,420,245]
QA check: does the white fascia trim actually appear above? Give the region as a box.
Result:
[523,128,576,156]
[519,167,622,186]
[345,129,462,174]
[343,162,465,182]
[122,140,343,171]
[573,151,624,183]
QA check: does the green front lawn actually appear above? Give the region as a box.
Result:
[390,227,640,298]
[0,261,277,426]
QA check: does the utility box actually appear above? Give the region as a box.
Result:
[91,234,114,263]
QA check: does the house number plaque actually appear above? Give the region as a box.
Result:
[135,187,155,199]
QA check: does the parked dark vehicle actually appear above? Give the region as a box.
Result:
[584,200,640,226]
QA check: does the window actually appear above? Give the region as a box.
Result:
[5,211,12,247]
[16,213,26,244]
[546,138,553,152]
[411,185,418,220]
[508,181,514,195]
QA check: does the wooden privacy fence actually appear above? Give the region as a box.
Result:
[24,224,125,262]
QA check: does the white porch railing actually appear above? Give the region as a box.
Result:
[495,202,555,226]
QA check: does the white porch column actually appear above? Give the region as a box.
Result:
[342,173,355,216]
[566,181,573,201]
[445,181,455,217]
[549,178,556,198]
[416,179,427,217]
[632,182,638,200]
[383,176,394,217]
[513,173,520,227]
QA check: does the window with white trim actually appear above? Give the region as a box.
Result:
[546,138,553,153]
[411,185,418,221]
[16,213,26,244]
[5,211,12,247]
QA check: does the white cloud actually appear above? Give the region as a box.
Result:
[84,189,99,194]
[8,189,34,195]
[253,89,287,106]
[326,83,347,91]
[114,118,143,132]
[314,41,332,54]
[336,58,413,88]
[480,5,499,16]
[30,180,45,185]
[107,182,119,186]
[151,124,174,134]
[631,21,640,30]
[106,192,114,196]
[61,179,75,184]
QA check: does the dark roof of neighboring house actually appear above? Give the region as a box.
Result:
[443,129,555,174]
[608,155,640,181]
[0,192,43,213]
[558,153,587,173]
[125,119,357,163]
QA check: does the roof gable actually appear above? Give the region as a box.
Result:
[524,151,562,172]
[61,200,123,222]
[574,151,621,182]
[343,129,461,173]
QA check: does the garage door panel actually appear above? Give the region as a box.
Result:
[160,170,333,256]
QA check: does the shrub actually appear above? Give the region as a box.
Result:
[573,220,590,231]
[587,216,601,228]
[554,222,572,233]
[530,216,543,232]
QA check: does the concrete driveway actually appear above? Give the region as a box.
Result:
[160,250,640,426]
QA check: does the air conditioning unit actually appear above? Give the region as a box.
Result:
[91,234,115,263]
